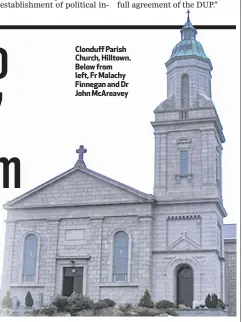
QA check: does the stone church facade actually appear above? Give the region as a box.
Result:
[1,15,236,315]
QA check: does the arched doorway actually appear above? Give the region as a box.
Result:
[176,264,193,308]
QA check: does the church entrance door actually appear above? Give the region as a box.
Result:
[62,267,83,297]
[176,264,193,308]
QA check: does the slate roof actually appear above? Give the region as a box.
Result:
[223,224,236,240]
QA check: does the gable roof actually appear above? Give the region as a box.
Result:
[4,164,154,209]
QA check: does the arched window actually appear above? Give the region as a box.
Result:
[113,231,129,282]
[181,74,189,117]
[22,234,38,282]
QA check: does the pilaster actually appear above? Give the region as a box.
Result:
[138,216,153,296]
[88,217,103,300]
[1,221,16,296]
[154,132,167,198]
[43,220,59,304]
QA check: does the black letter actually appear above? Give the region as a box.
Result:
[0,157,20,188]
[0,48,7,79]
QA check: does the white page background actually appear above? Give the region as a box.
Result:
[0,0,240,304]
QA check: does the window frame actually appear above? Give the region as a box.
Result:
[176,138,192,182]
[20,232,40,284]
[110,230,131,283]
[180,150,189,176]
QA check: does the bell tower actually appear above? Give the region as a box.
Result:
[152,12,225,204]
[151,13,227,304]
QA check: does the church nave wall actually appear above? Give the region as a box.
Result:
[5,219,59,305]
[57,217,91,257]
[100,216,139,284]
[100,286,139,305]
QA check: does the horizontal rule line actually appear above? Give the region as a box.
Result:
[0,25,237,30]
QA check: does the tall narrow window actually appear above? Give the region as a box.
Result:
[22,234,38,282]
[113,231,128,282]
[180,150,189,175]
[181,74,189,118]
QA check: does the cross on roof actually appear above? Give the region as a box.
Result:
[186,9,191,21]
[76,145,87,167]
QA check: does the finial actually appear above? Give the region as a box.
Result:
[75,145,87,168]
[180,10,197,40]
[186,9,191,22]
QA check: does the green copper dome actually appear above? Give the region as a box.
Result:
[169,12,210,62]
[170,39,208,59]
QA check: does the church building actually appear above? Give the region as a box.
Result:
[1,14,236,315]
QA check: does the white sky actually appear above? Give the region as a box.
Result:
[0,1,240,276]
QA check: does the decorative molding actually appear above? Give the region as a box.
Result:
[167,233,201,251]
[10,284,45,288]
[154,94,175,112]
[99,283,139,288]
[177,138,192,144]
[56,255,91,260]
[155,199,227,218]
[47,219,60,224]
[151,117,225,143]
[167,214,200,220]
[191,256,201,266]
[90,217,104,223]
[138,216,153,222]
[5,199,154,210]
[152,249,221,256]
[175,173,193,183]
[197,91,215,108]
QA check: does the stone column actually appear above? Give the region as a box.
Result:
[138,216,153,297]
[88,217,103,301]
[1,221,16,297]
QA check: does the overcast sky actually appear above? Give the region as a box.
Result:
[0,2,240,275]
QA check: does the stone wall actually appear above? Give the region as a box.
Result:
[1,167,233,310]
[175,308,227,316]
[2,183,153,305]
[152,203,224,305]
[224,239,236,316]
